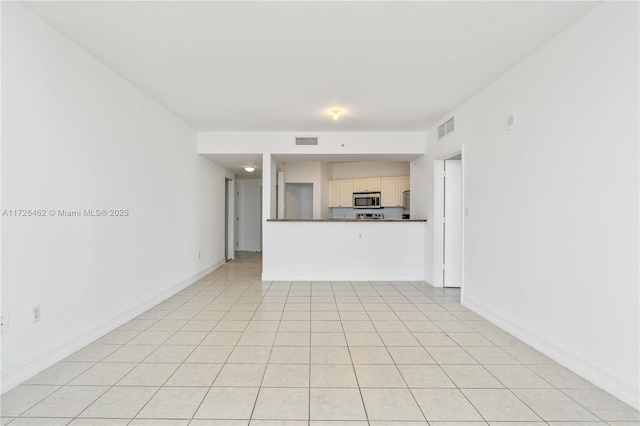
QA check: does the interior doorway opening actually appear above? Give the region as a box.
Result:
[235,177,264,253]
[443,155,462,288]
[433,149,464,289]
[285,183,313,220]
[225,177,234,261]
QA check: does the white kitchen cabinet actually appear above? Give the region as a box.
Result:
[353,177,381,192]
[329,179,354,207]
[332,176,407,208]
[353,178,366,192]
[381,176,399,207]
[341,179,353,207]
[398,176,410,206]
[380,175,410,207]
[329,180,341,207]
[367,177,381,192]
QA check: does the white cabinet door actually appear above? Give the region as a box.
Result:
[341,180,354,207]
[329,180,341,207]
[398,176,410,206]
[353,177,381,192]
[367,177,381,192]
[353,178,367,192]
[381,177,399,207]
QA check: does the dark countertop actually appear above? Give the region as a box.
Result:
[266,219,427,222]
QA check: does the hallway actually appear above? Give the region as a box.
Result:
[1,253,637,425]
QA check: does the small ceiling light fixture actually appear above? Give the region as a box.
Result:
[243,165,256,173]
[331,109,341,121]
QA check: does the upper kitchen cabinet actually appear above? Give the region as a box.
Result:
[381,175,410,207]
[342,180,354,207]
[381,177,398,207]
[398,176,410,207]
[329,179,354,207]
[353,177,381,193]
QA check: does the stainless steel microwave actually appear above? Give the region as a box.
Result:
[353,192,381,209]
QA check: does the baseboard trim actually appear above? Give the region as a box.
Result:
[463,295,639,410]
[262,273,425,281]
[0,260,225,394]
[237,246,261,253]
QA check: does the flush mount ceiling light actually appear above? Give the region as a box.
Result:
[331,109,341,121]
[243,165,256,173]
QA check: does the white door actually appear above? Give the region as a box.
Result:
[443,159,462,287]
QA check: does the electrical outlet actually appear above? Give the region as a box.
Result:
[32,305,41,323]
[1,314,8,334]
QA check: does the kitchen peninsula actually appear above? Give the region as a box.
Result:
[268,218,426,222]
[263,218,426,281]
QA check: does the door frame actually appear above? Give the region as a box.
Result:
[432,146,465,291]
[225,177,235,261]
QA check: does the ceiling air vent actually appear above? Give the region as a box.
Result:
[295,137,318,146]
[437,117,455,140]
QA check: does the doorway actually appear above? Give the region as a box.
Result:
[434,151,464,288]
[285,183,313,219]
[443,155,462,287]
[235,178,263,252]
[225,178,234,261]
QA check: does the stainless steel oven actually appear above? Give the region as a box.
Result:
[353,192,381,209]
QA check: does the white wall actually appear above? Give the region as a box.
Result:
[331,161,410,179]
[409,155,433,282]
[424,2,639,408]
[199,132,425,155]
[1,3,229,391]
[235,179,262,252]
[263,222,425,281]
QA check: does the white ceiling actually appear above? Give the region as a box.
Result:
[24,1,597,132]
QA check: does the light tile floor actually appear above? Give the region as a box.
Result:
[2,252,639,425]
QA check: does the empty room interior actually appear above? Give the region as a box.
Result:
[1,1,639,425]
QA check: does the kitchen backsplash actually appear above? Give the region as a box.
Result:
[331,207,404,220]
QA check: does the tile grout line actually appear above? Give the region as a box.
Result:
[183,275,255,423]
[369,280,431,423]
[6,255,635,425]
[126,275,237,423]
[336,280,370,425]
[248,279,292,423]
